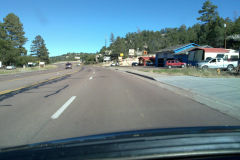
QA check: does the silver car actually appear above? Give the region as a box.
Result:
[6,65,16,70]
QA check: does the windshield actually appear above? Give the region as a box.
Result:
[216,54,224,59]
[0,0,240,153]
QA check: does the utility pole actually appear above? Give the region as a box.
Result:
[105,35,107,48]
[224,23,227,49]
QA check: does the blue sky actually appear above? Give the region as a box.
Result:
[0,0,239,56]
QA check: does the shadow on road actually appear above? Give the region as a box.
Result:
[0,104,12,108]
[0,74,71,102]
[0,67,86,102]
[44,84,69,98]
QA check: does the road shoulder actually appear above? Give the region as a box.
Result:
[105,66,240,121]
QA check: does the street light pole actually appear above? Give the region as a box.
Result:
[224,23,227,49]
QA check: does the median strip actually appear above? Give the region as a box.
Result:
[51,96,76,119]
[0,69,80,97]
[6,70,67,82]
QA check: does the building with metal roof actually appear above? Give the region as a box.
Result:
[155,43,200,67]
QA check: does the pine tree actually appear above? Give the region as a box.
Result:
[30,35,49,63]
[110,33,115,44]
[197,0,218,24]
[3,13,27,55]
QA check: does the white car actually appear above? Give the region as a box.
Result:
[6,65,16,70]
[110,63,116,66]
[110,62,119,66]
[197,58,238,71]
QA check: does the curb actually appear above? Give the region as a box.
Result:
[125,71,156,81]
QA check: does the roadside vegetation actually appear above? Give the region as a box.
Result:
[138,68,239,78]
[98,0,240,60]
[0,64,57,75]
[50,53,96,64]
[0,13,50,67]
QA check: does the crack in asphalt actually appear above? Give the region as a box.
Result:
[44,84,69,98]
[0,67,85,102]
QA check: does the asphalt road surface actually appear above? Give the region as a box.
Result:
[0,63,66,82]
[0,65,240,148]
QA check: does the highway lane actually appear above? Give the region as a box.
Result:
[0,63,69,82]
[0,63,81,93]
[0,66,240,148]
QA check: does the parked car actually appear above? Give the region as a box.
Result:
[146,61,154,66]
[110,62,119,66]
[6,65,16,70]
[205,57,213,61]
[166,60,186,68]
[197,58,238,71]
[132,62,138,66]
[65,62,72,69]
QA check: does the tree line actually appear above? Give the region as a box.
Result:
[0,13,49,66]
[50,52,96,64]
[99,0,240,58]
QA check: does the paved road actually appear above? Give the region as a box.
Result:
[0,62,80,82]
[0,66,240,148]
[0,63,64,81]
[113,66,240,120]
[0,63,80,92]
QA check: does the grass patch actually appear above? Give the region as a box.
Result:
[43,64,57,70]
[152,68,238,78]
[0,64,57,75]
[139,69,150,72]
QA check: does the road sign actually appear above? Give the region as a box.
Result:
[103,56,111,61]
[120,53,124,57]
[129,49,135,56]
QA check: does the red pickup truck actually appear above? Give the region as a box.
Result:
[166,60,186,68]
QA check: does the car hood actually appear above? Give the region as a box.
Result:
[1,126,240,159]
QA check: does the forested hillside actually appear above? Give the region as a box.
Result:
[99,0,240,57]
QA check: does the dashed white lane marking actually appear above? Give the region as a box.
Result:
[51,96,76,119]
[89,76,93,80]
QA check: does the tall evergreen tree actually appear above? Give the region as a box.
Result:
[197,0,218,24]
[110,33,115,44]
[0,39,18,65]
[0,21,7,40]
[0,20,18,65]
[3,13,27,55]
[197,0,225,47]
[30,35,49,63]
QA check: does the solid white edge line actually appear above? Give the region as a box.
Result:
[51,96,76,119]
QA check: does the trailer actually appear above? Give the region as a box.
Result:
[216,49,239,61]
